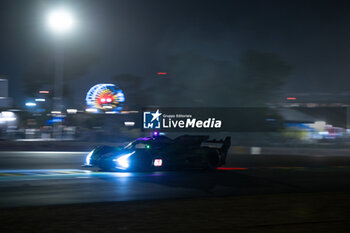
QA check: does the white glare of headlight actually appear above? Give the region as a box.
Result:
[113,151,135,169]
[85,150,94,165]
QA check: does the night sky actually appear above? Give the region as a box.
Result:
[1,0,350,107]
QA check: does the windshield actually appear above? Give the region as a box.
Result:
[124,141,151,150]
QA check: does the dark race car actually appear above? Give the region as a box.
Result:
[82,135,231,171]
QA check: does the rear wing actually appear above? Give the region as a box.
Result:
[204,136,231,151]
[201,136,231,164]
[174,135,231,164]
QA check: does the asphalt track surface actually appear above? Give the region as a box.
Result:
[1,151,350,208]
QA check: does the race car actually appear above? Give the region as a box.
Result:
[82,134,231,171]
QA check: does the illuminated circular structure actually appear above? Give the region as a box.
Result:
[85,84,125,112]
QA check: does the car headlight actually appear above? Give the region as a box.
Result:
[85,150,94,165]
[113,151,135,169]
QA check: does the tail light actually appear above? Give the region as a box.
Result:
[153,159,163,167]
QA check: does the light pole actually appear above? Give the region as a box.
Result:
[47,7,75,111]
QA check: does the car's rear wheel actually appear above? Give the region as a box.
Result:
[205,151,220,170]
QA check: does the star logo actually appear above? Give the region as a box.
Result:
[151,109,162,122]
[143,109,162,129]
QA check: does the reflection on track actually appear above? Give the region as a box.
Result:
[0,169,91,177]
[1,167,350,208]
[0,169,192,181]
[1,166,350,180]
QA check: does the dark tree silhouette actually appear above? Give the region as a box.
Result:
[154,50,291,107]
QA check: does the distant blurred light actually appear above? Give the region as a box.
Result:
[124,122,135,126]
[49,117,63,123]
[66,109,77,114]
[120,110,139,114]
[319,131,329,135]
[51,111,62,114]
[25,102,36,107]
[157,72,167,75]
[286,97,296,100]
[86,108,98,113]
[0,111,16,122]
[47,8,75,34]
[39,91,50,94]
[314,121,326,128]
[105,111,116,114]
[2,111,15,118]
[35,98,46,102]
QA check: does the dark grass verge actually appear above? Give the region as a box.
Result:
[1,192,350,233]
